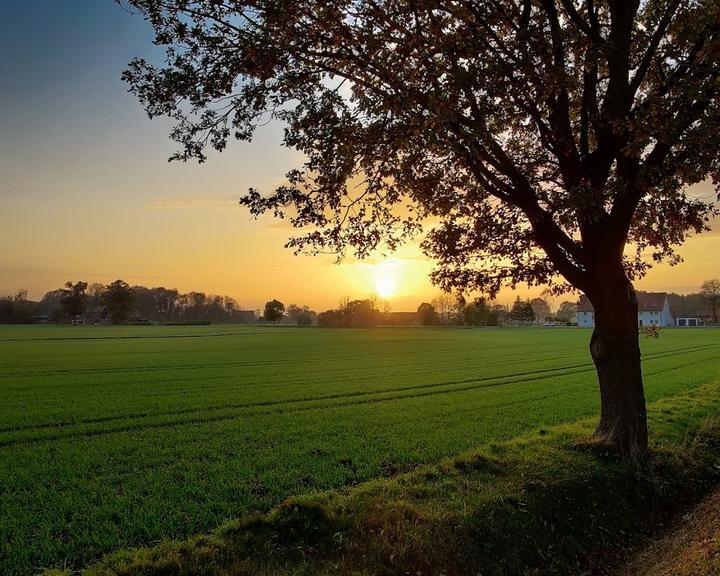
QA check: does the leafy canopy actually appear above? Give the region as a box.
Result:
[123,0,720,297]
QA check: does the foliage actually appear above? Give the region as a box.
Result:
[556,301,579,323]
[510,296,536,324]
[0,291,34,324]
[318,298,382,327]
[286,304,317,325]
[642,325,662,338]
[700,278,720,324]
[668,291,710,319]
[2,325,719,574]
[431,293,456,325]
[530,297,551,324]
[101,280,135,325]
[416,302,437,326]
[60,281,88,320]
[459,296,499,326]
[263,299,285,324]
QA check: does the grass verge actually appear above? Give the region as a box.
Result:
[46,381,720,576]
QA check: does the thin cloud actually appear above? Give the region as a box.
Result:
[148,195,239,209]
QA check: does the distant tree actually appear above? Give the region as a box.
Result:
[286,303,316,325]
[49,308,65,324]
[523,301,536,324]
[556,301,578,324]
[530,298,551,325]
[509,297,525,325]
[492,304,508,326]
[461,297,497,326]
[102,280,135,324]
[668,291,709,319]
[263,299,285,325]
[510,297,535,325]
[0,290,34,324]
[454,294,467,325]
[432,293,455,326]
[345,299,382,327]
[188,292,208,320]
[37,288,66,319]
[131,285,156,320]
[700,279,720,324]
[416,302,437,326]
[86,283,106,321]
[317,309,341,328]
[318,298,382,328]
[60,281,88,321]
[297,311,314,326]
[155,287,180,320]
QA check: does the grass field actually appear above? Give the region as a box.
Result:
[1,325,719,575]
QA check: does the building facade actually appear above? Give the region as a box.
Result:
[577,292,674,328]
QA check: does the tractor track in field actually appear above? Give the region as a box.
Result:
[0,330,283,343]
[0,341,539,382]
[2,343,697,433]
[2,342,717,425]
[0,346,571,398]
[1,343,717,449]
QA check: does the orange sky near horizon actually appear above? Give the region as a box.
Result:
[1,2,718,313]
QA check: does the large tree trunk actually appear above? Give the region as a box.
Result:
[588,276,648,457]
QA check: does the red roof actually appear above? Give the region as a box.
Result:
[577,292,667,313]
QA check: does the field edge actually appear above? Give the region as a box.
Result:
[44,380,720,576]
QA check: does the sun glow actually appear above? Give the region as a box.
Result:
[374,263,398,298]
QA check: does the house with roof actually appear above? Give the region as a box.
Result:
[577,292,674,328]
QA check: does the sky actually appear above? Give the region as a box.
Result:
[1,1,718,312]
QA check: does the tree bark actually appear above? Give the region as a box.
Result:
[588,276,648,457]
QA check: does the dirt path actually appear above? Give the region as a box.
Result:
[615,488,720,576]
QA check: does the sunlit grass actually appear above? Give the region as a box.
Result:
[0,325,718,574]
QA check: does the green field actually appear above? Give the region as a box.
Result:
[1,325,719,575]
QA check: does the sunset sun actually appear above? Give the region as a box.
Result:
[374,264,398,298]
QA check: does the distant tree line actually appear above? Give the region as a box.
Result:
[0,280,258,325]
[416,295,579,327]
[669,279,720,324]
[4,279,718,327]
[261,300,318,325]
[317,298,386,328]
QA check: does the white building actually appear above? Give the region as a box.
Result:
[577,292,674,328]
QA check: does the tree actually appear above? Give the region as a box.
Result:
[263,299,285,325]
[432,293,455,326]
[188,291,208,320]
[461,297,497,326]
[318,299,382,327]
[344,299,382,327]
[454,294,467,325]
[530,298,551,325]
[509,297,525,325]
[286,304,317,325]
[0,290,34,324]
[86,283,107,321]
[102,280,134,325]
[700,279,720,324]
[556,301,579,324]
[492,304,509,326]
[60,281,88,322]
[417,302,437,326]
[509,297,536,325]
[124,1,720,455]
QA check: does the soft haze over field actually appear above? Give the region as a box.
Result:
[1,0,718,309]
